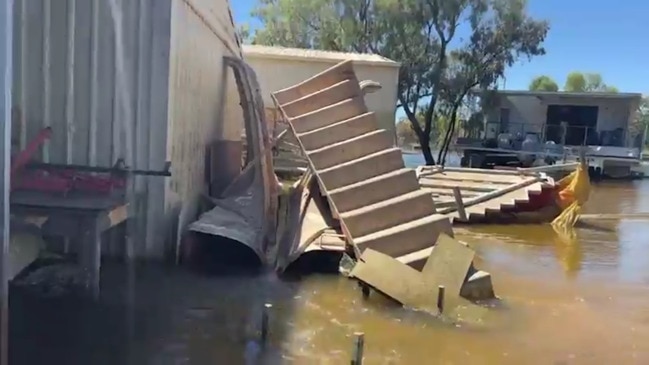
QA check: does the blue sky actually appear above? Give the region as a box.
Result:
[231,0,649,94]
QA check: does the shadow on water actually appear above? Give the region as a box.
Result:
[8,239,312,364]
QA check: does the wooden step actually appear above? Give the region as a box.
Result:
[329,168,419,213]
[289,97,367,134]
[354,214,453,259]
[341,190,437,238]
[423,171,530,184]
[318,147,405,190]
[422,187,481,198]
[281,79,359,118]
[273,60,356,105]
[419,178,501,192]
[307,129,393,170]
[298,112,378,151]
[396,246,435,270]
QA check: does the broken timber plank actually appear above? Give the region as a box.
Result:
[420,234,475,297]
[350,234,492,319]
[351,248,432,309]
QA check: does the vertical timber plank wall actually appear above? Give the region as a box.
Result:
[165,0,244,256]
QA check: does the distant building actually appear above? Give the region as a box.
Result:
[454,90,645,177]
[242,44,401,144]
[481,90,643,148]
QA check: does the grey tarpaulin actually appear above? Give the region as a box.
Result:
[188,57,276,265]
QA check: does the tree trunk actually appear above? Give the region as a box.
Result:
[418,134,436,165]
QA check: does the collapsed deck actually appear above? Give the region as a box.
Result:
[272,61,453,266]
[416,166,556,222]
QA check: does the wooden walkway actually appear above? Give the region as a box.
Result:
[416,166,555,222]
[272,61,453,267]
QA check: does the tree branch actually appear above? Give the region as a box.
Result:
[400,95,425,140]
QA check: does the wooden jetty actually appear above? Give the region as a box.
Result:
[416,166,557,223]
[271,60,453,267]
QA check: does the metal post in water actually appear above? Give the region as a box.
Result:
[260,303,272,345]
[0,1,13,364]
[437,285,446,314]
[351,332,365,365]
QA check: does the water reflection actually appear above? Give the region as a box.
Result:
[458,224,589,279]
[10,263,297,365]
[551,227,582,275]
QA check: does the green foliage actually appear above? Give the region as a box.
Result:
[564,72,586,92]
[635,97,649,146]
[564,71,617,92]
[237,23,252,44]
[528,75,558,91]
[639,97,649,125]
[248,0,549,164]
[396,112,448,146]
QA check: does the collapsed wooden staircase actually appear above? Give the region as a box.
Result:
[272,60,453,267]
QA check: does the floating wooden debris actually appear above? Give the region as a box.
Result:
[350,234,493,316]
[577,212,649,221]
[416,166,556,223]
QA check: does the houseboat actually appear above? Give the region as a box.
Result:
[453,90,645,179]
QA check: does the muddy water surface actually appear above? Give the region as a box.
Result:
[10,168,649,364]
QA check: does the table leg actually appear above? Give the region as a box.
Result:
[81,220,102,299]
[124,190,136,363]
[125,253,135,364]
[63,237,70,254]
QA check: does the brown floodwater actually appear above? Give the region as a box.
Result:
[9,179,649,364]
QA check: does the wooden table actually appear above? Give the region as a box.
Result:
[10,191,130,298]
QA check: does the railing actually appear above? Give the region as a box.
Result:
[484,121,632,148]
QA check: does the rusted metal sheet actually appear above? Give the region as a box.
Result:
[188,57,275,266]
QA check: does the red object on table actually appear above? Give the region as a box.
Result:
[10,127,52,178]
[10,127,127,195]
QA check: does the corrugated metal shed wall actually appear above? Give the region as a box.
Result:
[12,0,246,259]
[12,0,171,259]
[165,0,244,255]
[12,0,171,166]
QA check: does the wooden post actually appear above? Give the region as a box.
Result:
[560,122,568,163]
[351,332,365,365]
[452,187,467,221]
[437,285,446,314]
[260,303,272,345]
[360,283,370,299]
[578,146,587,169]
